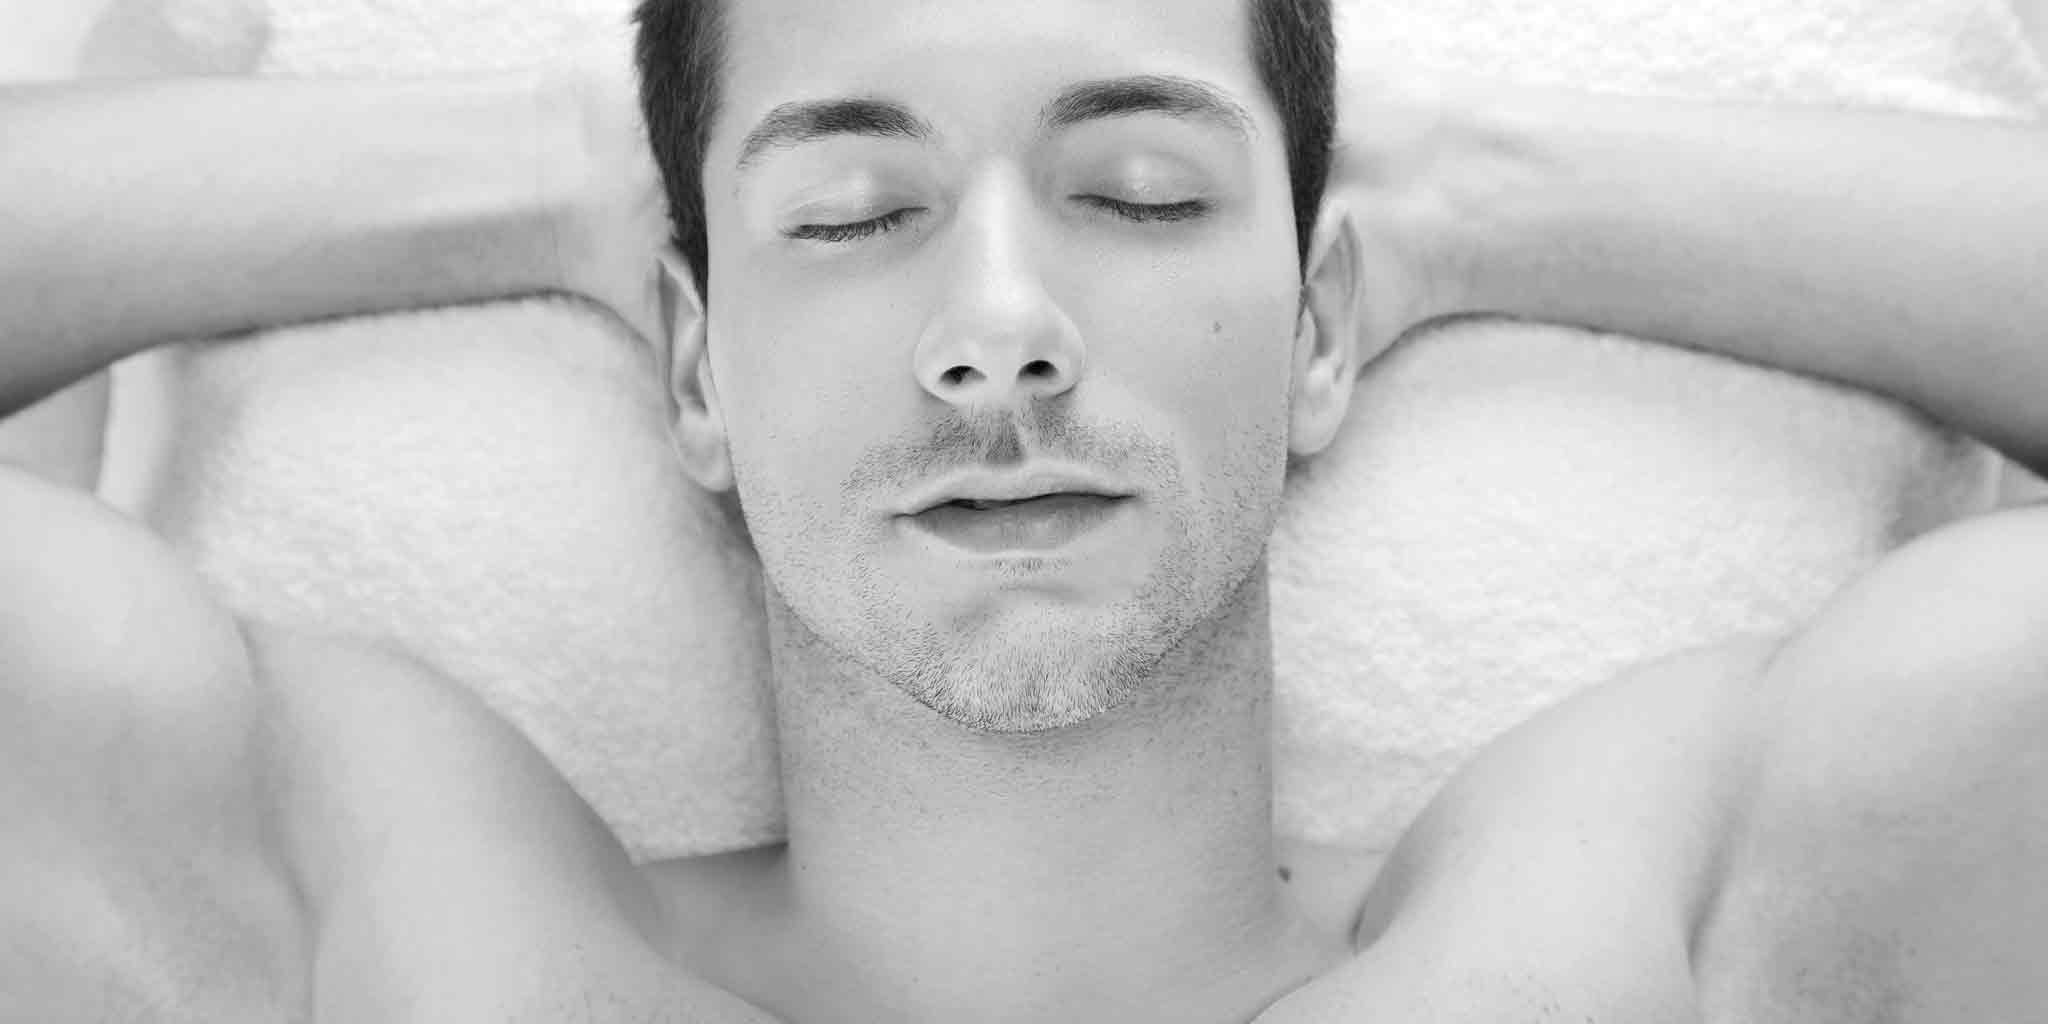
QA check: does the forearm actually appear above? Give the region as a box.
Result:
[1433,89,2048,473]
[0,73,575,416]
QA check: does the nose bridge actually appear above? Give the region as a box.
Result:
[966,164,1045,273]
[914,167,1083,407]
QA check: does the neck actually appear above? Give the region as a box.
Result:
[759,569,1337,1024]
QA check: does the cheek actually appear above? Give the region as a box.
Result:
[708,280,913,491]
[1064,203,1302,426]
[1175,310,1296,506]
[1176,303,1294,402]
[705,299,955,590]
[706,334,834,532]
[1086,270,1299,462]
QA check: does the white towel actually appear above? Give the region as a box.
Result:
[100,0,2046,860]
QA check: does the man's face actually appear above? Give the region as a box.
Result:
[692,0,1316,731]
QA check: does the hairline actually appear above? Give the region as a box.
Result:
[638,0,1331,296]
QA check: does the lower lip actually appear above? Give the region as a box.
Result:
[904,494,1130,554]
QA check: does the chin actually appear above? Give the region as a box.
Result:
[893,603,1185,734]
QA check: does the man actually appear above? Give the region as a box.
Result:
[4,0,2047,1020]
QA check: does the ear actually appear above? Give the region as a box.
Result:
[656,248,735,492]
[1287,200,1374,458]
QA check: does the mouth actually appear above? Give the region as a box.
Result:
[928,493,1108,512]
[906,492,1132,554]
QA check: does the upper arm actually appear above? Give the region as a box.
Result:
[1285,509,2048,1022]
[248,628,776,1022]
[1294,640,1780,1023]
[0,465,300,1020]
[1696,504,2048,1019]
[1743,503,2048,811]
[245,628,640,1020]
[0,468,767,1022]
[0,465,645,947]
[0,463,261,822]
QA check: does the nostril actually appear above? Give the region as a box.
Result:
[1022,359,1057,380]
[941,365,982,388]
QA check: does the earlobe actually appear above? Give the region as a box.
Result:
[1288,202,1370,458]
[656,249,735,492]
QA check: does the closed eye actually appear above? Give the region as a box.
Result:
[1076,196,1211,223]
[785,207,922,243]
[784,196,1208,244]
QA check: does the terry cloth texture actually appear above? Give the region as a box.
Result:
[99,0,2046,860]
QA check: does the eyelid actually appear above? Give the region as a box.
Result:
[784,207,922,243]
[1084,144,1210,186]
[788,194,903,223]
[780,166,925,223]
[1075,195,1211,223]
[1091,181,1208,207]
[1069,172,1216,219]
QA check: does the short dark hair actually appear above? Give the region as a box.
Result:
[635,0,1335,298]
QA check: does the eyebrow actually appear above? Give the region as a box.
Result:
[736,98,933,172]
[1040,75,1255,142]
[733,74,1255,174]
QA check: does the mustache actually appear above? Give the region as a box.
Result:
[923,408,1039,467]
[844,404,1169,496]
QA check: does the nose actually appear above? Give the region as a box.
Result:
[913,174,1085,409]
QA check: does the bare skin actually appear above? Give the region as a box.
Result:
[5,1,2048,1021]
[0,0,266,487]
[8,450,2045,1023]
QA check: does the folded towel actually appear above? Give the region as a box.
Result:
[100,0,2045,860]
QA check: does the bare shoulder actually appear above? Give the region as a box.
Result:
[0,465,257,769]
[1267,509,2048,1022]
[251,626,781,1021]
[1693,504,2048,1022]
[0,467,771,1021]
[243,622,635,908]
[243,619,715,1020]
[1734,502,2048,822]
[1288,638,1777,1021]
[0,463,271,853]
[0,466,303,1021]
[0,465,641,932]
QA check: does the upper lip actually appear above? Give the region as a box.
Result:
[898,465,1135,516]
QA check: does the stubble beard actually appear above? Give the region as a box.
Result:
[893,602,1188,733]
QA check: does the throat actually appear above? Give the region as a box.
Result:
[742,567,1344,1021]
[749,837,1343,1024]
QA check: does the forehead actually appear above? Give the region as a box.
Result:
[713,0,1268,155]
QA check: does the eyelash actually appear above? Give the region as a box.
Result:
[1077,196,1210,223]
[786,208,921,243]
[783,197,1211,243]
